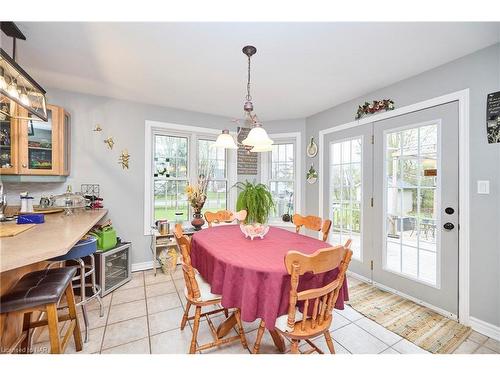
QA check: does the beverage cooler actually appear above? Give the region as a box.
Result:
[95,242,132,296]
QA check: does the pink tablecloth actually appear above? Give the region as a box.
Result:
[190,225,349,330]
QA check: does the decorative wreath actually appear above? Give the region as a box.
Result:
[355,99,395,120]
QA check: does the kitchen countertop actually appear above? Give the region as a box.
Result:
[0,209,108,273]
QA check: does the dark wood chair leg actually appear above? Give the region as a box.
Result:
[46,304,61,354]
[223,308,229,318]
[181,301,191,330]
[65,284,83,352]
[252,320,266,354]
[189,306,201,354]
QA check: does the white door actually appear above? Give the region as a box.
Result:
[324,123,373,280]
[372,102,459,318]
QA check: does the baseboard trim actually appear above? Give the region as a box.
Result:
[132,261,154,272]
[346,270,458,321]
[470,317,500,342]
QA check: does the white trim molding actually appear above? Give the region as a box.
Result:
[320,89,470,324]
[470,317,500,342]
[144,120,237,235]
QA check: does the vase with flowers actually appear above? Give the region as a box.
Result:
[185,172,210,231]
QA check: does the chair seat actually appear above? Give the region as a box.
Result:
[184,272,221,302]
[0,267,77,314]
[50,237,97,261]
[275,308,303,332]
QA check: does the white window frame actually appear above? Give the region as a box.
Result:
[261,132,302,226]
[144,121,237,235]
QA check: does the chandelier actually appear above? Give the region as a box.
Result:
[214,45,273,152]
[0,22,48,122]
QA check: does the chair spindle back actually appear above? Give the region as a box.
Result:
[293,214,332,241]
[173,223,201,301]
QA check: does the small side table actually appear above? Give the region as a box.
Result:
[150,225,196,276]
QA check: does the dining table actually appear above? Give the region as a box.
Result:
[190,224,349,352]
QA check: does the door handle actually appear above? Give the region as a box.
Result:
[443,222,455,230]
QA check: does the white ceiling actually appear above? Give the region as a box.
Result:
[5,22,500,121]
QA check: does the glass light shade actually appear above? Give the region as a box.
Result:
[241,126,273,147]
[0,48,47,121]
[251,143,273,152]
[213,130,238,149]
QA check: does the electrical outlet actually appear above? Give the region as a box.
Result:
[477,180,490,194]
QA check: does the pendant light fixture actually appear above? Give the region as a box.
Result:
[0,22,48,122]
[214,45,273,152]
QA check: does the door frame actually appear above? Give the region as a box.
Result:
[318,89,470,324]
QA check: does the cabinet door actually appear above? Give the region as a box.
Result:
[19,105,61,175]
[0,102,19,174]
[60,110,71,175]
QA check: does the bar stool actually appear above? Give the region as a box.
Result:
[0,267,82,354]
[48,237,103,342]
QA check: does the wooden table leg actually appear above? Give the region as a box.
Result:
[269,329,286,353]
[216,312,237,339]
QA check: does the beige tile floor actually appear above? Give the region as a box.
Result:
[31,270,500,355]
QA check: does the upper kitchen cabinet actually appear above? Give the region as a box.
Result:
[17,104,71,176]
[0,102,19,174]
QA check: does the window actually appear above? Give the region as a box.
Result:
[269,143,295,221]
[329,137,362,260]
[384,124,439,285]
[198,139,227,213]
[145,121,237,234]
[153,135,189,221]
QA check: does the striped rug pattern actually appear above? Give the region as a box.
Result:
[347,282,471,354]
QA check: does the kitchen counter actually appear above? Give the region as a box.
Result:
[0,209,108,273]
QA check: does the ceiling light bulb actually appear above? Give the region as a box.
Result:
[20,93,30,106]
[7,84,19,99]
[241,126,273,147]
[0,76,6,91]
[214,129,238,149]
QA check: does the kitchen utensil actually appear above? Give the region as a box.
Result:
[20,196,34,213]
[0,223,36,237]
[156,220,170,235]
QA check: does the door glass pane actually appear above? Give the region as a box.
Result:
[329,137,362,259]
[384,124,439,285]
[0,104,13,169]
[28,113,53,170]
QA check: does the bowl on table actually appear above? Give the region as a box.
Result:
[240,223,269,240]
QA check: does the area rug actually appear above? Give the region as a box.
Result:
[347,281,471,354]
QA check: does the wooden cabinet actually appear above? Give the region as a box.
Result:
[0,102,19,174]
[0,104,70,176]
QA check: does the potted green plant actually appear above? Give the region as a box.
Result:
[234,181,274,239]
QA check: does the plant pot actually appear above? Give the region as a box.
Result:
[191,211,205,231]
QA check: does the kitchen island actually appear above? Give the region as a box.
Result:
[0,209,108,351]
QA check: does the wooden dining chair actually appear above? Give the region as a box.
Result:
[205,209,247,227]
[253,244,352,354]
[173,223,248,353]
[293,214,332,241]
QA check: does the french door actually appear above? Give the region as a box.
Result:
[325,102,459,318]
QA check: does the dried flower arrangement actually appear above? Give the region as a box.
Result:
[355,99,395,120]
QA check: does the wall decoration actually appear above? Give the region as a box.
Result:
[306,163,318,184]
[487,91,500,144]
[118,149,130,169]
[306,137,318,157]
[93,124,102,132]
[237,127,258,175]
[355,99,395,120]
[104,137,114,150]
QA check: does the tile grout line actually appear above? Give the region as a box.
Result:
[98,289,113,354]
[142,271,152,354]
